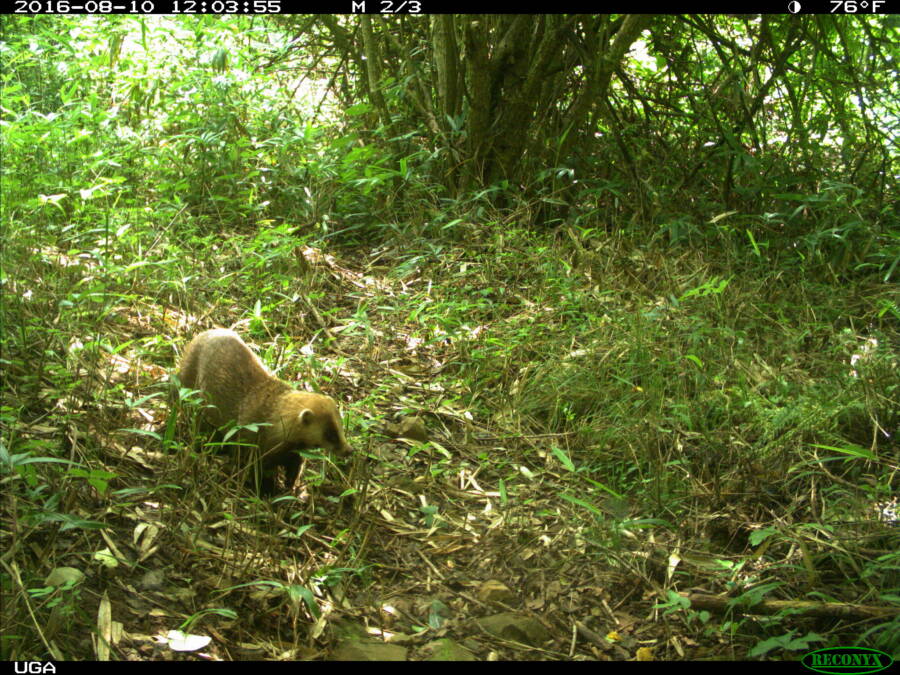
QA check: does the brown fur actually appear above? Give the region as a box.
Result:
[178,329,351,494]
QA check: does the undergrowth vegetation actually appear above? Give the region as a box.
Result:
[1,14,897,662]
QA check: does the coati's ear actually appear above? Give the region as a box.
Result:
[298,409,314,425]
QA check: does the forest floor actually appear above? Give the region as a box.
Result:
[3,226,897,661]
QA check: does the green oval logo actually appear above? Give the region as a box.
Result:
[802,648,894,675]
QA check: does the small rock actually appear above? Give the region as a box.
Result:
[476,612,550,647]
[388,416,429,442]
[422,638,476,661]
[333,639,407,661]
[138,569,165,591]
[476,580,517,606]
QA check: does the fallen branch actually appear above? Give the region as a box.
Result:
[682,593,897,621]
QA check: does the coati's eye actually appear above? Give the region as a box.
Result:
[324,425,341,447]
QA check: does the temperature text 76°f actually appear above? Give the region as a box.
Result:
[830,0,886,11]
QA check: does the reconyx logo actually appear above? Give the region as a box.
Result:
[802,648,893,675]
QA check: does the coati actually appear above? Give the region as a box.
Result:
[178,329,352,495]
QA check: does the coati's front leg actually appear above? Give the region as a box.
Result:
[282,451,301,493]
[259,471,277,496]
